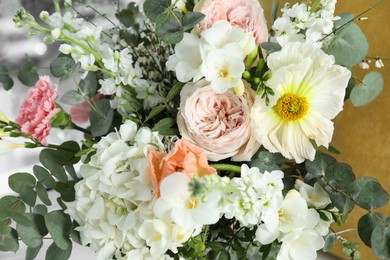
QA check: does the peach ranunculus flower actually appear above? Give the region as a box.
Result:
[177,79,260,162]
[148,139,216,198]
[194,0,268,44]
[16,76,60,146]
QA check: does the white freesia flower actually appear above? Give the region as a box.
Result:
[251,42,351,163]
[201,44,245,93]
[154,172,221,229]
[0,140,24,155]
[295,180,332,208]
[256,189,327,260]
[167,20,255,93]
[166,33,203,82]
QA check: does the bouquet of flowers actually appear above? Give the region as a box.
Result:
[0,0,388,259]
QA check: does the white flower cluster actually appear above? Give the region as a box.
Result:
[167,20,255,93]
[41,8,166,111]
[67,120,169,259]
[256,181,335,260]
[222,165,284,227]
[272,0,339,47]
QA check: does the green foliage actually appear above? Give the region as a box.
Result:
[33,165,57,189]
[16,213,48,248]
[17,58,39,86]
[152,117,178,136]
[350,71,384,107]
[327,13,369,66]
[144,105,165,123]
[166,82,185,102]
[371,217,390,258]
[0,228,19,252]
[8,172,37,207]
[260,42,282,55]
[45,241,72,260]
[143,0,205,44]
[26,243,43,260]
[90,99,114,136]
[0,196,26,221]
[116,3,139,27]
[358,212,385,247]
[61,72,97,105]
[45,211,72,250]
[50,56,79,80]
[251,150,285,172]
[350,177,389,211]
[51,105,71,128]
[323,233,337,252]
[0,64,14,90]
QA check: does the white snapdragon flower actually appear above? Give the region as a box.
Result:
[222,165,284,227]
[154,172,221,229]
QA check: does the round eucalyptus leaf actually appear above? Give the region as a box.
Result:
[350,71,384,107]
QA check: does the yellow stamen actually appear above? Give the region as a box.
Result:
[187,198,199,209]
[275,93,309,121]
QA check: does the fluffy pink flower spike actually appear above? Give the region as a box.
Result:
[16,76,60,146]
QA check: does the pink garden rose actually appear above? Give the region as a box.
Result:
[195,0,269,44]
[177,79,260,161]
[16,76,60,145]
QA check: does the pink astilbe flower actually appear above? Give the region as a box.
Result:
[16,76,60,146]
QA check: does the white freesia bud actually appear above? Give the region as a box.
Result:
[232,80,245,96]
[0,140,24,155]
[51,28,61,39]
[0,111,9,124]
[39,11,50,22]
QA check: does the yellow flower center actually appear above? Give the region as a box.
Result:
[187,198,199,209]
[275,94,309,121]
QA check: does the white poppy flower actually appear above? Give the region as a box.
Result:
[251,42,351,163]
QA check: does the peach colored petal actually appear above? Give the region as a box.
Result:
[148,139,216,198]
[147,148,166,197]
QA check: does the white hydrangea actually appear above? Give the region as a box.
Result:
[67,120,167,259]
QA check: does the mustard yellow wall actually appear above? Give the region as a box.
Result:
[260,0,390,258]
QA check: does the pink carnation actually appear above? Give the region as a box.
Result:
[16,76,60,145]
[195,0,269,44]
[177,79,260,161]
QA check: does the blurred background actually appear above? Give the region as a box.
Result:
[0,0,389,259]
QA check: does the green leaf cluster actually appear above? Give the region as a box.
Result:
[306,152,389,258]
[17,58,39,86]
[143,0,205,44]
[0,65,14,90]
[61,72,97,105]
[0,141,81,258]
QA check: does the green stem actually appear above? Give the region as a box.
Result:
[210,164,241,173]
